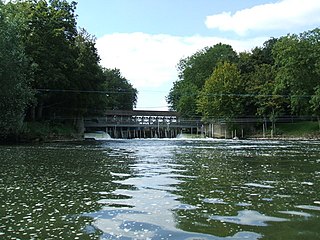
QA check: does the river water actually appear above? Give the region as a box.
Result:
[0,139,319,239]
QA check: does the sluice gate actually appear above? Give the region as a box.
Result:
[84,110,202,139]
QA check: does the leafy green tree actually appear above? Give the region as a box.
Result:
[310,86,320,130]
[249,64,285,134]
[168,43,238,117]
[167,80,198,118]
[197,62,244,121]
[273,32,319,116]
[0,0,138,139]
[306,29,320,123]
[166,81,181,111]
[176,83,198,119]
[238,38,278,116]
[103,68,138,110]
[0,1,34,139]
[65,28,106,117]
[178,43,238,88]
[250,38,277,66]
[21,0,78,120]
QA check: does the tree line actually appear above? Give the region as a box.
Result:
[0,0,137,140]
[167,28,320,131]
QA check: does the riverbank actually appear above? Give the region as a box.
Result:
[180,121,320,140]
[24,121,82,142]
[0,121,81,144]
[250,121,320,140]
[2,121,320,144]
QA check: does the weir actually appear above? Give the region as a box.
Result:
[84,110,202,139]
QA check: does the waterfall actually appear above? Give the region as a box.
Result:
[84,131,111,140]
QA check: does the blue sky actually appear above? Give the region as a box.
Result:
[75,0,271,37]
[73,0,320,110]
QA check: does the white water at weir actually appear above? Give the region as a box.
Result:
[85,132,204,140]
[176,133,206,139]
[84,131,112,140]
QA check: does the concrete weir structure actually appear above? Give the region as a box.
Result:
[84,110,202,139]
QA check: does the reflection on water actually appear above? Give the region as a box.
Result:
[0,139,320,239]
[210,210,287,227]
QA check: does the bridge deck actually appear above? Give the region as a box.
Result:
[105,110,180,117]
[84,110,201,138]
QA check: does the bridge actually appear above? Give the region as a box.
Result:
[84,110,203,138]
[84,110,289,139]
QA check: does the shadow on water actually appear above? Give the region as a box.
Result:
[0,139,320,239]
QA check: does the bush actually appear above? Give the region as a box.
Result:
[276,121,319,137]
[20,121,78,142]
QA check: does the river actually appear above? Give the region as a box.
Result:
[0,139,319,239]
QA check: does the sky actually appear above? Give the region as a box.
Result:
[72,0,320,110]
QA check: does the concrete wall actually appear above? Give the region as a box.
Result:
[204,123,248,139]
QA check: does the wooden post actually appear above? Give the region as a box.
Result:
[211,124,214,138]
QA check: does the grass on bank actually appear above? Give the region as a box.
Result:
[21,121,79,142]
[275,121,320,138]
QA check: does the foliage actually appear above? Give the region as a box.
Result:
[249,64,283,120]
[18,0,137,118]
[310,85,320,121]
[21,0,79,119]
[239,38,279,117]
[0,0,138,141]
[276,121,320,137]
[197,62,244,121]
[0,1,34,139]
[177,43,238,88]
[168,29,320,129]
[273,30,320,116]
[66,28,106,116]
[167,43,238,117]
[21,121,77,141]
[103,68,138,110]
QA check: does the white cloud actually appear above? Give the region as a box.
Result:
[96,32,267,109]
[205,0,320,36]
[96,32,265,88]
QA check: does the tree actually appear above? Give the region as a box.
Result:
[21,0,78,120]
[273,32,319,116]
[168,43,238,117]
[238,38,278,117]
[310,86,320,131]
[167,80,198,118]
[249,64,285,135]
[175,83,198,119]
[178,43,238,89]
[0,1,34,139]
[66,28,106,117]
[305,28,320,124]
[197,62,244,121]
[103,68,138,110]
[0,0,138,139]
